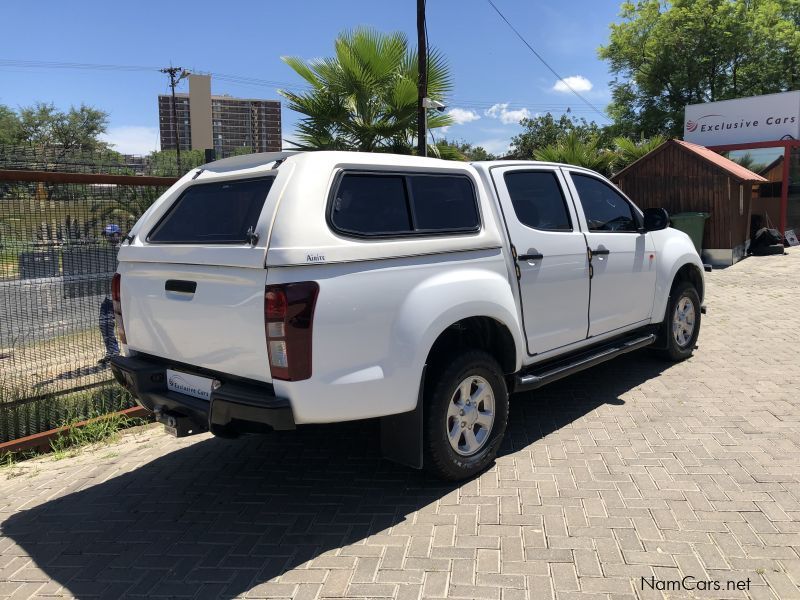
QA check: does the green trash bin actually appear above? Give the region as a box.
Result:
[669,212,710,253]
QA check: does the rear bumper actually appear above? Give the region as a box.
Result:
[110,354,295,434]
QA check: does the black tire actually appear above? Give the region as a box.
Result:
[659,280,701,362]
[424,350,509,480]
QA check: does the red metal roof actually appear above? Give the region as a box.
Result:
[672,140,768,182]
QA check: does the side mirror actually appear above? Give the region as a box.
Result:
[643,207,669,231]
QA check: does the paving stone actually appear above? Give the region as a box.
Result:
[578,576,635,594]
[573,549,602,577]
[550,563,579,592]
[447,584,501,600]
[476,549,500,574]
[761,571,800,599]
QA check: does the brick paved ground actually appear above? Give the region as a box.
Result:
[1,248,799,600]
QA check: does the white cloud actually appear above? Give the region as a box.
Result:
[447,108,481,125]
[484,103,531,125]
[475,138,512,157]
[99,126,159,155]
[552,75,593,93]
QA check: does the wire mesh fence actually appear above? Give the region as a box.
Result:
[0,142,260,176]
[0,145,179,442]
[0,143,220,177]
[0,144,151,175]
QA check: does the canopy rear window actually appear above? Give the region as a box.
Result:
[330,172,480,237]
[147,177,274,244]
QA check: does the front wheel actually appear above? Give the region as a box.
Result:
[424,350,509,480]
[659,281,701,362]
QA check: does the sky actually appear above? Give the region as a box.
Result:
[0,0,624,157]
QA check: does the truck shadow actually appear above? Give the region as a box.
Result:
[2,352,669,599]
[498,351,669,457]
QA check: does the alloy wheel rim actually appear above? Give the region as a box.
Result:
[672,296,696,348]
[446,375,495,456]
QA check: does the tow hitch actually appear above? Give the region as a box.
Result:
[154,407,202,438]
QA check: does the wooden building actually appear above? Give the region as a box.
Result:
[752,156,784,229]
[612,140,767,266]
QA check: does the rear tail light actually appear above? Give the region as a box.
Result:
[111,273,127,345]
[265,282,319,381]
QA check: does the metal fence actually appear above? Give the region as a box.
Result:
[0,143,206,177]
[0,145,180,442]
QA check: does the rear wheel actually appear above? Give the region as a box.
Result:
[424,350,508,480]
[660,281,701,362]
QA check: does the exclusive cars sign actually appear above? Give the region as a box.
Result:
[684,91,800,146]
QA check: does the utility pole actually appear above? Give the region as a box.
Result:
[160,66,190,172]
[416,0,427,157]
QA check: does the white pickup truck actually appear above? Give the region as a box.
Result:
[110,151,705,480]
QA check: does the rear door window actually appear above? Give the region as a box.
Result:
[503,171,572,231]
[331,172,480,237]
[147,177,274,244]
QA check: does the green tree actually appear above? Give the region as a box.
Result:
[612,134,666,171]
[17,103,58,145]
[728,152,767,173]
[599,0,800,137]
[16,102,109,151]
[53,104,109,152]
[229,146,255,157]
[509,112,608,159]
[434,139,497,161]
[533,131,615,175]
[0,105,21,144]
[147,149,206,176]
[280,27,453,152]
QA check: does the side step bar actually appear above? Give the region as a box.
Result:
[515,333,656,393]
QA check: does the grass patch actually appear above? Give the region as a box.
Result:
[49,410,146,459]
[0,383,137,443]
[0,450,17,469]
[1,409,149,470]
[0,447,40,478]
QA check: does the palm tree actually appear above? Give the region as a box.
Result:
[729,152,766,173]
[612,134,666,171]
[280,27,453,153]
[534,132,615,175]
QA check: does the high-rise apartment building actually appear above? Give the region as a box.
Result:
[158,74,281,155]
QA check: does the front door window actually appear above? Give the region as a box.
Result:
[572,174,639,232]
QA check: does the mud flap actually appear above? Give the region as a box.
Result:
[380,367,426,469]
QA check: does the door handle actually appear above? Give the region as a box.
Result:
[591,249,610,256]
[518,254,544,261]
[165,279,197,294]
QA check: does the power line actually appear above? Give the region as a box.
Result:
[0,57,602,119]
[0,58,307,92]
[0,59,157,72]
[484,0,609,122]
